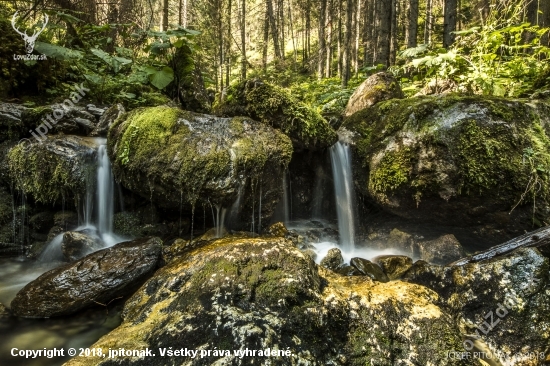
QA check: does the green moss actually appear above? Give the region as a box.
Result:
[7,143,88,204]
[109,106,293,205]
[370,147,414,195]
[214,79,337,149]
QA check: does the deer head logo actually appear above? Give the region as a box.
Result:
[11,11,49,54]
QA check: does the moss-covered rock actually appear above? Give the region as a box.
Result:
[343,72,404,117]
[404,247,550,363]
[65,234,465,366]
[213,79,338,150]
[108,106,293,231]
[342,95,550,241]
[7,136,97,205]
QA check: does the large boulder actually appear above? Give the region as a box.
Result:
[417,234,465,265]
[213,79,337,150]
[107,106,293,231]
[343,72,404,117]
[404,247,550,361]
[65,235,464,366]
[10,237,162,318]
[7,136,98,204]
[342,96,550,243]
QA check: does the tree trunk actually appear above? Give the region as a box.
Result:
[326,0,334,77]
[160,0,169,31]
[406,0,419,48]
[375,0,391,67]
[226,0,232,87]
[443,0,457,48]
[354,0,360,75]
[263,2,269,72]
[342,0,353,86]
[389,0,399,65]
[267,0,282,59]
[318,0,327,78]
[240,0,246,80]
[424,0,432,44]
[337,0,343,77]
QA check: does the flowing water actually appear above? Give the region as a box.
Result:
[329,141,356,255]
[0,139,125,366]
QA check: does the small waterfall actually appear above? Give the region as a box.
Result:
[330,141,356,254]
[282,172,290,224]
[97,145,114,236]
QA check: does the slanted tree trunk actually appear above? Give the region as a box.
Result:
[443,0,457,48]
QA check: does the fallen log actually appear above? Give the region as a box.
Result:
[449,225,550,266]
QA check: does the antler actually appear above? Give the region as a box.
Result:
[30,13,48,39]
[11,11,28,38]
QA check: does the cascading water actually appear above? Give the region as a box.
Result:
[330,141,356,254]
[40,139,121,261]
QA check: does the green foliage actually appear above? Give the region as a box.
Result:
[394,0,550,97]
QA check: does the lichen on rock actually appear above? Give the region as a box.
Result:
[342,95,550,239]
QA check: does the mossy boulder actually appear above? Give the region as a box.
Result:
[342,95,550,242]
[7,136,97,205]
[65,235,464,366]
[404,247,550,361]
[213,79,337,150]
[343,72,404,117]
[107,106,293,231]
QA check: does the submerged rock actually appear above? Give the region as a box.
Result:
[417,234,465,265]
[343,72,404,117]
[65,236,464,366]
[320,247,344,270]
[350,257,389,282]
[213,79,337,150]
[61,231,103,261]
[11,237,162,318]
[404,247,550,359]
[108,107,293,231]
[373,255,413,280]
[342,96,550,242]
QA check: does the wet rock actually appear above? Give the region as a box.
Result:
[350,257,389,282]
[86,104,107,117]
[61,231,103,261]
[301,248,317,261]
[7,136,98,205]
[387,228,415,256]
[11,237,163,318]
[65,236,463,366]
[336,264,360,276]
[48,104,97,135]
[418,234,466,265]
[320,248,344,270]
[404,247,550,359]
[373,255,413,280]
[90,104,124,137]
[0,303,10,319]
[266,222,288,237]
[342,96,550,242]
[108,107,293,231]
[213,79,337,150]
[0,103,29,143]
[344,72,404,117]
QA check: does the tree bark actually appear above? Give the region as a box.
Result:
[326,0,334,77]
[267,0,282,59]
[318,0,327,78]
[160,0,169,31]
[389,0,399,65]
[424,0,432,44]
[406,0,419,48]
[444,0,457,48]
[240,0,246,80]
[342,0,353,86]
[375,0,391,67]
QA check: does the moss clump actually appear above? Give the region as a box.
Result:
[344,95,550,210]
[7,142,90,204]
[108,106,293,207]
[214,79,337,149]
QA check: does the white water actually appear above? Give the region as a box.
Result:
[330,141,356,254]
[311,241,408,265]
[39,140,123,262]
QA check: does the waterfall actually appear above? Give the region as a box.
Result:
[97,145,114,236]
[282,172,290,224]
[212,203,227,238]
[330,141,356,254]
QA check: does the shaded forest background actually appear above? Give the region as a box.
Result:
[1,0,550,114]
